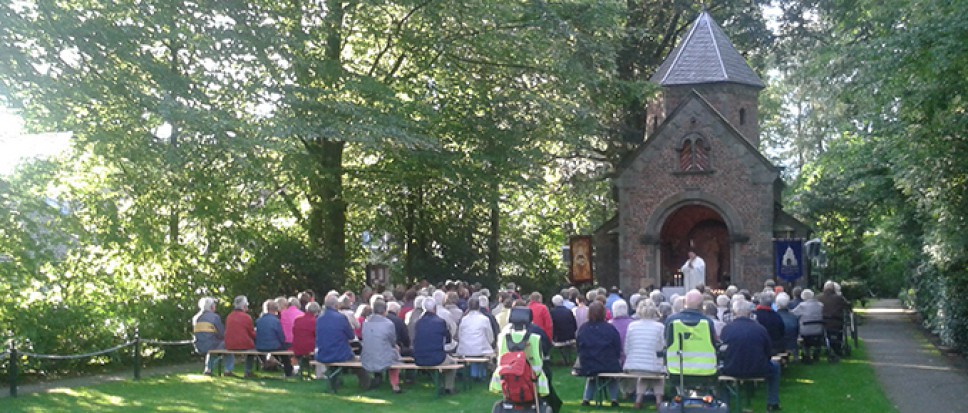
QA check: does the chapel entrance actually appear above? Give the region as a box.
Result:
[659,205,730,289]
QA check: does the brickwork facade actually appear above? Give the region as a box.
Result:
[616,89,779,292]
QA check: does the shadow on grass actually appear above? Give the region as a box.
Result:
[1,343,898,413]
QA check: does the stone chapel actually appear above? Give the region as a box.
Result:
[593,11,809,292]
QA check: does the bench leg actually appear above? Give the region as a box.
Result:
[433,370,442,398]
[719,382,740,413]
[560,347,572,365]
[595,376,608,406]
[324,367,343,393]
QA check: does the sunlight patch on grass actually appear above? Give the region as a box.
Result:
[794,378,815,384]
[181,374,213,383]
[332,395,392,405]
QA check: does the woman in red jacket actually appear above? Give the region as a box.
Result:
[224,295,256,377]
[292,302,321,357]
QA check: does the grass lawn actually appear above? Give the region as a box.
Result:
[1,343,898,413]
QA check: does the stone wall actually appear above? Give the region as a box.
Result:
[618,90,777,292]
[646,83,762,147]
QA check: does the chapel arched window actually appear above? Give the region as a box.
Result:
[678,134,710,172]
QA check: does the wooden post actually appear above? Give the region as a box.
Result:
[8,339,17,398]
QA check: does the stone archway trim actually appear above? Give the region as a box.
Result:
[639,190,748,245]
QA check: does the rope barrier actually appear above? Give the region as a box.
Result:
[142,339,193,346]
[19,341,135,360]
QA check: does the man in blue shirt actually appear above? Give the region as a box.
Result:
[315,294,356,363]
[413,299,457,394]
[720,299,781,412]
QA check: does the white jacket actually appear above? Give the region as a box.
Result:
[623,319,666,373]
[456,310,495,356]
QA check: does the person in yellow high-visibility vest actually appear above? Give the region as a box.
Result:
[664,290,719,377]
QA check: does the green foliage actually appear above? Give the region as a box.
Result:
[0,0,779,375]
[780,0,968,348]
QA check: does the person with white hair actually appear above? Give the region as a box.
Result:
[386,301,412,356]
[255,299,293,377]
[775,292,800,360]
[315,294,356,364]
[609,300,633,358]
[361,300,402,392]
[703,301,725,337]
[224,295,256,377]
[413,299,458,394]
[818,281,850,361]
[456,298,495,380]
[649,289,664,305]
[720,299,782,412]
[280,296,303,348]
[338,294,361,332]
[406,295,426,347]
[192,297,228,376]
[623,301,666,409]
[716,294,732,324]
[753,291,786,355]
[292,302,321,359]
[671,295,685,314]
[792,289,825,363]
[550,294,578,344]
[628,293,641,318]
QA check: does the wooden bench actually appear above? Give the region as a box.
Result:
[310,360,463,397]
[718,375,766,413]
[453,356,495,389]
[552,340,576,365]
[587,372,666,406]
[207,349,295,376]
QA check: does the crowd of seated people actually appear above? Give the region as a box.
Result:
[191,279,852,411]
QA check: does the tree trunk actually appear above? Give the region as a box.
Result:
[306,140,347,287]
[486,184,500,286]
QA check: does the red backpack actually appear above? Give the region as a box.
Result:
[498,330,536,404]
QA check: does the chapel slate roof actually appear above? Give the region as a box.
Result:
[651,12,765,88]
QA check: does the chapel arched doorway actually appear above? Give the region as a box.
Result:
[659,205,730,289]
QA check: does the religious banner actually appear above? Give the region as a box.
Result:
[366,264,389,287]
[569,236,594,284]
[774,239,804,282]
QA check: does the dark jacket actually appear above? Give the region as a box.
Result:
[753,306,786,354]
[481,308,501,346]
[413,312,452,366]
[576,321,622,376]
[818,292,850,331]
[255,313,286,351]
[315,307,355,363]
[777,309,800,352]
[720,317,773,378]
[550,305,578,343]
[387,312,412,350]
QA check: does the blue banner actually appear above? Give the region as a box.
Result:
[774,239,804,282]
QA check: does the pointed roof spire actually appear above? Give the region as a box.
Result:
[651,11,765,88]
